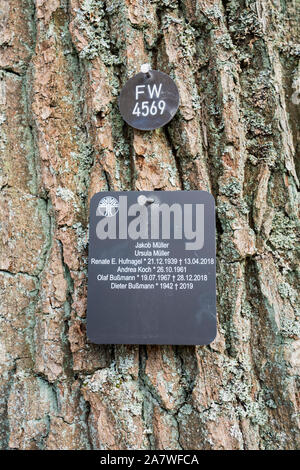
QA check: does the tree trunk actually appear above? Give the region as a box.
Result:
[0,0,299,450]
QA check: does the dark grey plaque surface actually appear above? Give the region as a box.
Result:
[118,70,180,130]
[87,191,216,345]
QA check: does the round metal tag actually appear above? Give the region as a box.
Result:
[118,70,180,131]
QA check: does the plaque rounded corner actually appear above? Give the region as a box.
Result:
[204,328,218,346]
[200,190,216,207]
[89,192,101,209]
[86,325,99,345]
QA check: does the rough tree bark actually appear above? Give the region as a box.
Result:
[0,0,299,450]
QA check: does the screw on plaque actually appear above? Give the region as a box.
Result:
[137,195,155,206]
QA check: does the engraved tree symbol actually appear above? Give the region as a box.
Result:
[97,196,119,217]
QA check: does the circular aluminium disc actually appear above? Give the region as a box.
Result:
[118,70,180,131]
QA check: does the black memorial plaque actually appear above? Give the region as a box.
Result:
[118,70,180,130]
[87,191,217,345]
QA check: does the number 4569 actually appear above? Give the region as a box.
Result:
[132,100,166,117]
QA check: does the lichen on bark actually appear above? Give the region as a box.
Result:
[0,0,299,450]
